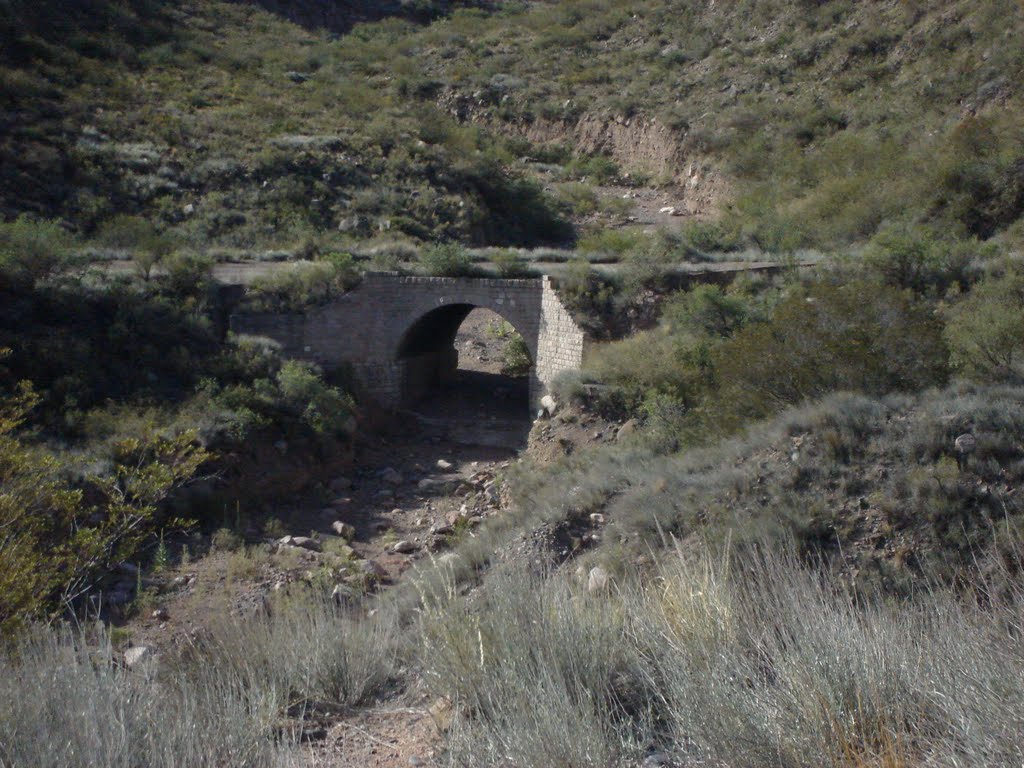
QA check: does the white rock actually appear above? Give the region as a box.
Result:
[123,646,151,668]
[540,394,558,417]
[330,521,356,540]
[392,540,419,554]
[587,566,610,594]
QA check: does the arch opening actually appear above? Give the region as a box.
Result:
[396,305,534,442]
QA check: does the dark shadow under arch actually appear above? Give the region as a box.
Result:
[395,304,533,418]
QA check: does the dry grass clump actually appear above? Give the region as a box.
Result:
[418,546,1024,767]
[0,599,401,767]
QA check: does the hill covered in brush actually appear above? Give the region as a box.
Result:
[2,0,1023,257]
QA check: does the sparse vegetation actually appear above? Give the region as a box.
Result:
[2,0,1024,765]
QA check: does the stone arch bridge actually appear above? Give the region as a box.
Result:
[231,273,587,411]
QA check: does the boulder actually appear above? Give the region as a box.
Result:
[616,419,638,441]
[392,540,419,554]
[380,467,403,485]
[123,646,151,668]
[539,394,558,417]
[587,566,610,594]
[330,521,356,541]
[279,535,321,553]
[359,559,388,580]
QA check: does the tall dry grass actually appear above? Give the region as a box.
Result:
[417,545,1024,767]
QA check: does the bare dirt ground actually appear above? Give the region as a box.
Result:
[124,308,560,767]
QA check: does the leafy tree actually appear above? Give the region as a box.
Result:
[945,264,1024,383]
[98,214,175,281]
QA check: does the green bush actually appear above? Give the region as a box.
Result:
[501,334,532,376]
[661,284,749,338]
[244,254,361,312]
[417,242,477,277]
[862,225,980,296]
[490,248,532,278]
[98,214,176,281]
[712,277,949,427]
[945,263,1024,383]
[0,215,74,289]
[276,360,355,436]
[0,384,209,635]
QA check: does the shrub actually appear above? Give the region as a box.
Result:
[712,278,948,427]
[162,250,214,296]
[0,215,74,289]
[0,384,209,635]
[862,225,979,296]
[490,248,532,278]
[244,254,361,312]
[945,263,1024,383]
[98,214,175,281]
[417,242,477,277]
[419,546,1024,768]
[661,284,749,338]
[0,600,402,766]
[501,334,531,376]
[276,360,355,436]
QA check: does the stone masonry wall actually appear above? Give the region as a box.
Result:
[230,273,586,411]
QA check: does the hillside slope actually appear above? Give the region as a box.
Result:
[3,0,1023,254]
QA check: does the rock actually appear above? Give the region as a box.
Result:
[331,583,356,605]
[359,559,388,580]
[483,483,500,505]
[375,488,395,500]
[292,536,321,552]
[182,203,195,215]
[106,590,132,606]
[123,646,151,668]
[587,566,610,594]
[285,71,310,83]
[279,535,321,552]
[330,521,356,540]
[392,540,419,554]
[330,476,353,494]
[431,523,454,536]
[616,419,638,441]
[418,477,458,494]
[954,433,977,454]
[436,459,453,471]
[115,562,140,577]
[539,394,558,417]
[331,496,353,508]
[380,467,403,485]
[589,513,605,525]
[151,608,169,621]
[642,752,675,767]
